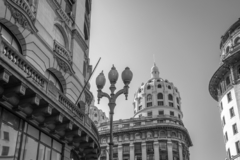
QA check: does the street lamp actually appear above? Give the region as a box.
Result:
[96,65,133,160]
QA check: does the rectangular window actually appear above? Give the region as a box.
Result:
[147,154,154,160]
[230,107,235,118]
[159,111,164,115]
[138,106,142,110]
[169,102,174,107]
[223,117,226,126]
[225,132,228,141]
[147,102,152,107]
[233,123,238,134]
[159,142,167,150]
[123,145,130,154]
[158,101,164,106]
[220,102,223,110]
[228,148,231,159]
[170,111,174,116]
[178,114,181,119]
[3,131,9,141]
[236,141,240,154]
[147,112,152,117]
[146,142,154,153]
[227,92,232,102]
[1,146,9,156]
[134,143,142,154]
[135,155,142,160]
[226,76,231,86]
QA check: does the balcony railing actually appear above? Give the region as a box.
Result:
[53,40,72,63]
[1,37,46,87]
[6,0,37,32]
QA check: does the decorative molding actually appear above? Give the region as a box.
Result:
[4,0,38,33]
[72,29,88,52]
[53,40,74,75]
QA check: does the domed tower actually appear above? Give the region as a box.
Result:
[133,63,182,119]
[209,18,240,160]
[98,64,192,160]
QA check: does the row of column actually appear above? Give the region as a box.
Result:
[99,140,183,160]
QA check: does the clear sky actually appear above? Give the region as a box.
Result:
[88,1,240,160]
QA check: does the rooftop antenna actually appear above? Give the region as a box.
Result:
[153,54,155,64]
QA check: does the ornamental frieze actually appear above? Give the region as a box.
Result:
[4,0,38,33]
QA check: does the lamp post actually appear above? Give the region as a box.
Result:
[96,65,133,160]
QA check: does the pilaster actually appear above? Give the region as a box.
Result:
[154,141,160,160]
[118,144,123,160]
[142,142,147,160]
[130,142,134,160]
[106,146,109,160]
[179,142,183,160]
[167,140,173,160]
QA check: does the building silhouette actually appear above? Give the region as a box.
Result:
[94,64,193,160]
[0,0,100,160]
[209,18,240,160]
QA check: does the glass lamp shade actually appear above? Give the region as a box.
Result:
[96,71,106,90]
[122,67,133,85]
[108,65,119,84]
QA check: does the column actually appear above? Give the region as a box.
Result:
[167,140,173,160]
[63,144,71,160]
[130,142,134,160]
[179,142,183,160]
[118,144,123,160]
[154,141,159,160]
[142,142,147,160]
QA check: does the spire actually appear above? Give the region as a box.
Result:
[151,63,160,78]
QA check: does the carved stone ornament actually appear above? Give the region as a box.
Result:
[55,56,75,75]
[4,0,38,33]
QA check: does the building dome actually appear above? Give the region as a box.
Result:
[133,63,182,119]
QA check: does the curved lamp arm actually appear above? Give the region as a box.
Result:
[112,85,129,101]
[97,90,110,104]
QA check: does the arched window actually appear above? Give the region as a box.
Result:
[158,93,163,99]
[147,85,151,90]
[176,97,180,104]
[46,70,63,92]
[168,94,173,101]
[158,84,162,88]
[168,85,172,90]
[234,37,240,45]
[147,94,152,101]
[0,23,21,53]
[172,132,177,137]
[53,25,66,47]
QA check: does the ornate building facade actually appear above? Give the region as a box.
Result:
[209,18,240,160]
[97,64,193,160]
[0,0,100,160]
[89,100,109,127]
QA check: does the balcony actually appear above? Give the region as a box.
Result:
[5,0,37,33]
[53,40,74,75]
[0,36,100,158]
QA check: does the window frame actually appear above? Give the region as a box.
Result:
[233,123,238,135]
[230,107,235,118]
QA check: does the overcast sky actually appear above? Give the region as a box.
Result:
[88,1,240,159]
